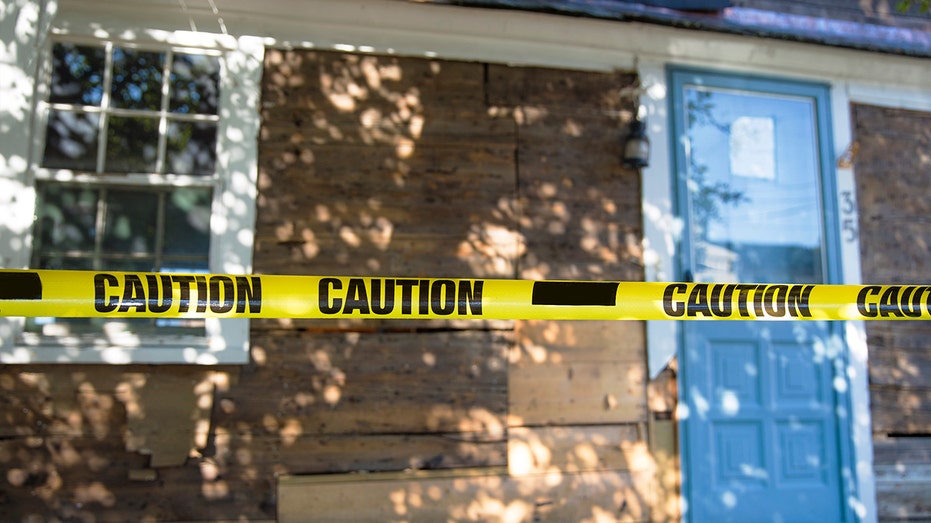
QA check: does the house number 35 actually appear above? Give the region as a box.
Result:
[840,190,857,243]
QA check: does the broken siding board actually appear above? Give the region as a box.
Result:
[278,468,652,523]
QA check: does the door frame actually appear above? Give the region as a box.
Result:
[666,65,859,523]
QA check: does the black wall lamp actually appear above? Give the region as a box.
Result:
[623,117,650,169]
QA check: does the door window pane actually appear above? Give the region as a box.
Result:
[683,86,825,284]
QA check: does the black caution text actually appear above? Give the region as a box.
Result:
[857,285,931,318]
[663,283,814,318]
[318,278,483,316]
[94,273,262,314]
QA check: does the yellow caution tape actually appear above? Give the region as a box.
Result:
[0,269,927,321]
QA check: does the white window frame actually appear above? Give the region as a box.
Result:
[0,1,264,364]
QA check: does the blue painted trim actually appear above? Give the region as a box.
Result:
[667,64,859,523]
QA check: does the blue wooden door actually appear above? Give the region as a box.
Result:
[670,68,854,522]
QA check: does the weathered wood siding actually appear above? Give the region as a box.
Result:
[0,49,659,522]
[853,103,931,521]
[259,50,655,522]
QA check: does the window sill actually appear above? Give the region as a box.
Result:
[5,325,248,364]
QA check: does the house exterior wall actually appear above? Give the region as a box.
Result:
[3,0,931,521]
[852,103,931,521]
[0,47,665,521]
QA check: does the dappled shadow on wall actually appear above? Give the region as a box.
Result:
[248,48,654,521]
[2,47,654,521]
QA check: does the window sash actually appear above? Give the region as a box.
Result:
[38,39,222,179]
[1,22,263,364]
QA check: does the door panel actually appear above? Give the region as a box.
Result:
[684,322,843,522]
[671,68,851,522]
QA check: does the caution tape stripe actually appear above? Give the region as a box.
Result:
[0,272,42,301]
[0,269,927,321]
[531,281,619,307]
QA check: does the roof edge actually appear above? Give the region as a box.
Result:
[431,0,931,58]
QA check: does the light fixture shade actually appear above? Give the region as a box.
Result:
[624,118,650,168]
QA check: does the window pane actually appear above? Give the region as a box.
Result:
[102,189,158,255]
[36,184,98,253]
[166,121,217,175]
[163,187,212,255]
[684,86,824,284]
[50,43,105,106]
[105,116,159,173]
[111,48,165,111]
[170,53,220,114]
[43,110,99,171]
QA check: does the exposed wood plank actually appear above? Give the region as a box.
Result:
[514,320,645,364]
[0,436,277,522]
[870,344,931,389]
[263,50,488,109]
[486,64,637,113]
[278,467,652,523]
[647,365,677,417]
[221,330,509,436]
[876,464,931,522]
[870,387,931,435]
[649,419,680,523]
[507,424,646,475]
[873,436,931,466]
[509,360,646,427]
[254,233,520,280]
[233,432,507,475]
[260,109,515,148]
[249,317,515,332]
